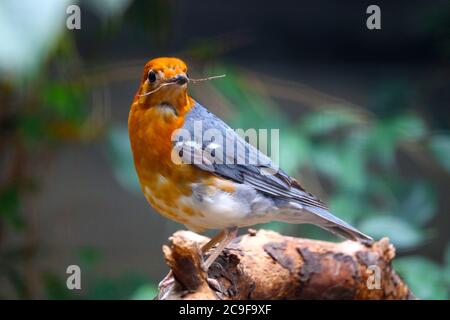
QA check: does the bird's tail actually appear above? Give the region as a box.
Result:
[307,205,373,242]
[279,204,373,243]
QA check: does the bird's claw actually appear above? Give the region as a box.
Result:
[158,270,175,292]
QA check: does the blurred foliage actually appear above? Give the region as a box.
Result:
[106,127,141,193]
[130,284,159,300]
[0,185,25,230]
[1,0,449,300]
[394,256,450,300]
[0,0,70,80]
[43,246,155,300]
[429,135,450,173]
[0,0,150,300]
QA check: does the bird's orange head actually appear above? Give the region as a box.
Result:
[129,57,207,227]
[134,57,193,114]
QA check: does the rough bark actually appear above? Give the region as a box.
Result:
[157,229,414,300]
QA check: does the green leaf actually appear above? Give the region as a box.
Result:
[337,130,368,192]
[87,274,149,300]
[443,242,450,287]
[105,126,141,193]
[329,193,365,224]
[366,122,397,167]
[300,108,361,136]
[212,69,247,107]
[43,272,75,300]
[390,114,427,141]
[212,68,286,129]
[42,83,86,123]
[78,247,102,267]
[368,79,414,116]
[367,114,427,167]
[19,114,45,141]
[394,256,448,299]
[130,284,158,300]
[310,143,342,180]
[367,174,404,207]
[398,181,436,226]
[278,131,310,175]
[0,186,25,229]
[358,216,423,249]
[429,135,450,173]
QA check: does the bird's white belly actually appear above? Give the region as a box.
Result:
[182,182,276,231]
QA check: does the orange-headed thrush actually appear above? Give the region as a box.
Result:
[128,57,372,270]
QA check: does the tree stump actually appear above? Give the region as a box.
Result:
[157,229,413,300]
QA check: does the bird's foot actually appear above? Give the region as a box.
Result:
[157,270,175,299]
[200,254,215,273]
[158,270,174,288]
[201,226,238,271]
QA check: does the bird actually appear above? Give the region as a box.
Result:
[128,57,372,274]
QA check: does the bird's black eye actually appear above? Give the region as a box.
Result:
[148,70,156,83]
[186,72,190,79]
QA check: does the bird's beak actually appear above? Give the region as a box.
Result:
[168,74,189,85]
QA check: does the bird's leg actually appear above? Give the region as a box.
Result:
[158,270,174,291]
[201,229,226,252]
[202,226,238,270]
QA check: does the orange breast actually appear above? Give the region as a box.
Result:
[128,100,210,226]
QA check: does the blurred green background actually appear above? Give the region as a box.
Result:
[0,0,449,299]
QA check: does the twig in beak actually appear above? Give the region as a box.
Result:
[138,74,226,97]
[139,82,176,97]
[189,74,226,83]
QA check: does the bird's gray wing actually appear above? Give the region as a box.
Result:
[176,102,326,208]
[175,102,371,241]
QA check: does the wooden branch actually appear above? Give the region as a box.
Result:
[158,229,414,300]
